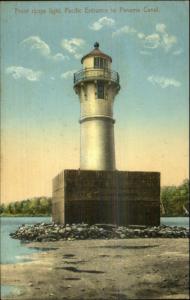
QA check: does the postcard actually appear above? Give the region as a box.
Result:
[1,1,189,299]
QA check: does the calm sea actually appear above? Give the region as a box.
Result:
[0,216,189,298]
[0,217,51,299]
[1,216,189,265]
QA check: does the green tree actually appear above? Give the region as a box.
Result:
[0,203,5,214]
[161,179,189,216]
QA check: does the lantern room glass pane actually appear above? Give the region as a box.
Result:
[100,58,104,68]
[94,57,107,69]
[94,57,99,68]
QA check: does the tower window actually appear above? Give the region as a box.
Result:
[97,81,105,99]
[94,57,108,69]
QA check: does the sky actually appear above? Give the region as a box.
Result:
[1,1,189,203]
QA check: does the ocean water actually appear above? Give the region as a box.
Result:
[161,216,189,228]
[0,216,189,265]
[0,217,51,299]
[1,285,22,298]
[0,217,51,264]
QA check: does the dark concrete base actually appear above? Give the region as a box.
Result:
[52,170,160,226]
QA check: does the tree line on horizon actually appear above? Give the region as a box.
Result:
[0,179,189,217]
[0,197,52,216]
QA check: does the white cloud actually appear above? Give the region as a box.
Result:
[61,70,77,79]
[52,53,69,61]
[112,25,137,37]
[147,75,181,88]
[155,23,177,51]
[143,33,160,49]
[173,49,183,56]
[6,66,42,81]
[21,36,50,56]
[138,32,145,39]
[161,33,177,51]
[139,24,177,51]
[113,23,177,53]
[61,38,85,59]
[155,23,167,33]
[21,36,69,61]
[89,17,115,31]
[139,50,152,56]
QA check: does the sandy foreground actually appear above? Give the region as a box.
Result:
[1,238,189,300]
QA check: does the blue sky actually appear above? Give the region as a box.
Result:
[1,1,189,202]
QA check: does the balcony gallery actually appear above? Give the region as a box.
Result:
[73,68,120,87]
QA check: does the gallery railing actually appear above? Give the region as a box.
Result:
[73,68,120,85]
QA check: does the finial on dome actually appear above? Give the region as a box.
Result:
[94,42,99,49]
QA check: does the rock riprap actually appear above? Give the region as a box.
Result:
[9,223,189,242]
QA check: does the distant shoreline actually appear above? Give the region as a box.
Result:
[0,214,51,217]
[0,215,188,218]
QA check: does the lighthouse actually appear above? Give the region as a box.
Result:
[73,42,120,170]
[52,43,160,226]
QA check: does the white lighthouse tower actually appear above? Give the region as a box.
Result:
[74,42,120,170]
[53,42,160,226]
